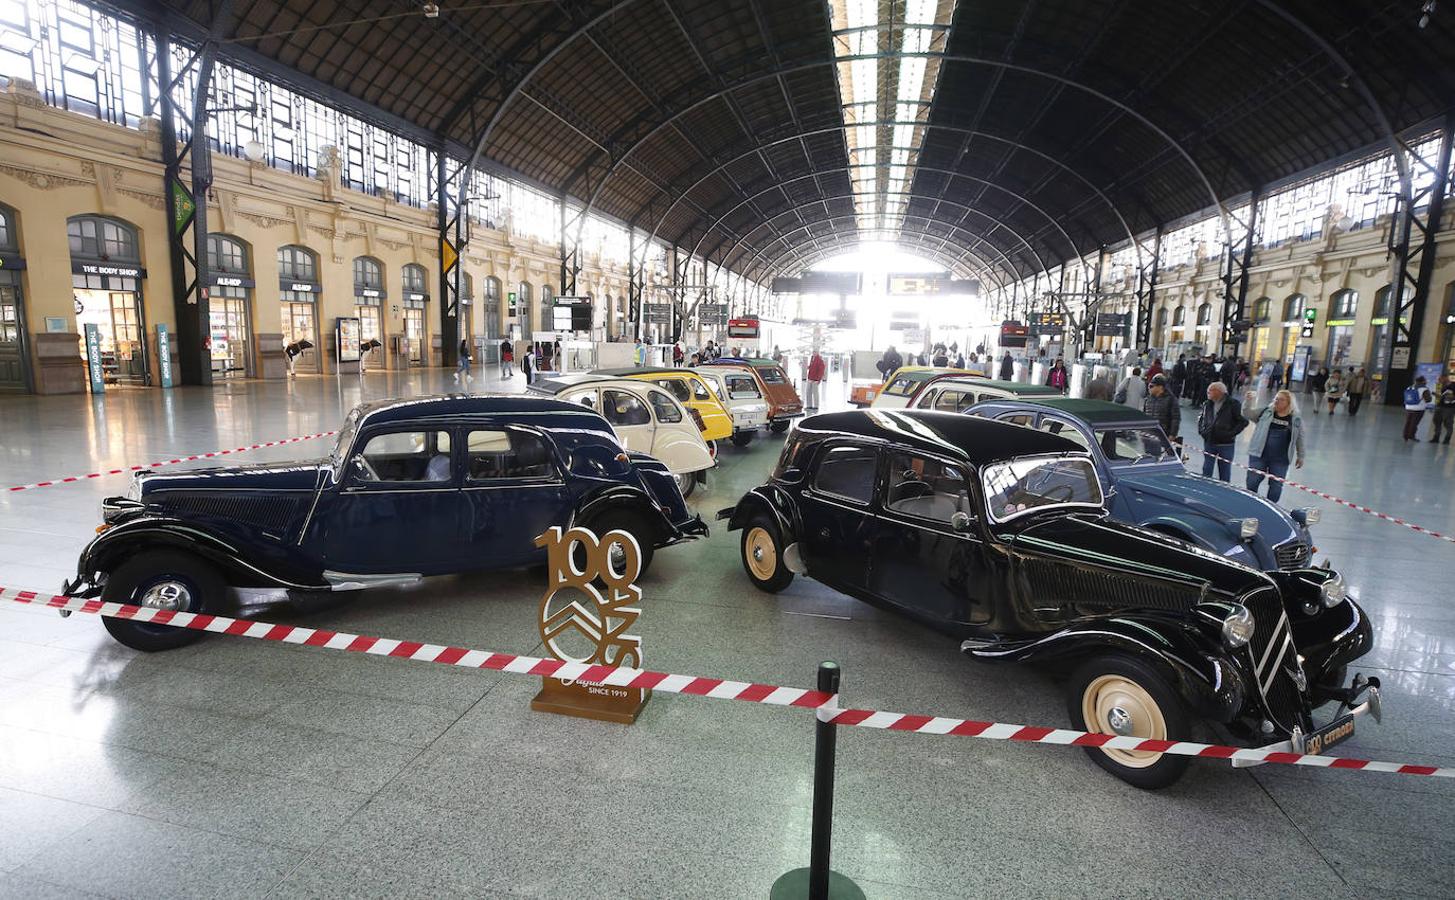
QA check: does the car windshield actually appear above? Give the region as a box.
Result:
[756,366,787,384]
[331,407,363,473]
[725,374,761,399]
[982,455,1104,523]
[1096,426,1177,465]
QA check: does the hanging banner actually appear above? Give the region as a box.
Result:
[156,323,174,389]
[170,178,195,237]
[84,323,105,393]
[440,237,458,274]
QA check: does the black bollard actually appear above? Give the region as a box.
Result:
[769,662,864,900]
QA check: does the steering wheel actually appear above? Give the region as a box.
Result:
[354,454,381,482]
[1040,484,1075,502]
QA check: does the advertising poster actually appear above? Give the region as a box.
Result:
[336,317,361,363]
[156,323,173,388]
[84,323,105,393]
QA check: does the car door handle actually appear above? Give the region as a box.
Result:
[818,527,830,539]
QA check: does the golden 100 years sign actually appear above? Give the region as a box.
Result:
[531,526,648,723]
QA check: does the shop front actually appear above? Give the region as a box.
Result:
[402,263,428,366]
[353,256,386,368]
[278,245,321,374]
[68,216,148,388]
[1325,288,1358,370]
[207,235,254,378]
[0,205,29,392]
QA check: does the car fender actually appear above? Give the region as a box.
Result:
[651,425,715,475]
[965,616,1245,722]
[721,485,800,543]
[1136,514,1227,554]
[574,484,672,544]
[74,515,328,594]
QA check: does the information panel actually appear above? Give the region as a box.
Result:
[552,296,594,332]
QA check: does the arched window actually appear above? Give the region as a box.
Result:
[353,257,383,292]
[0,205,13,252]
[207,234,249,274]
[1253,297,1271,322]
[517,281,532,316]
[486,276,501,304]
[461,272,474,302]
[1283,294,1305,322]
[1172,306,1186,326]
[67,215,138,260]
[1196,302,1211,326]
[1155,306,1168,332]
[1329,288,1358,319]
[540,283,554,331]
[277,245,318,282]
[402,263,428,296]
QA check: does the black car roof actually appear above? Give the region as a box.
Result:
[354,393,616,438]
[794,409,1086,465]
[986,397,1156,427]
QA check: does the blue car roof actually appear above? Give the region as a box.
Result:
[354,393,618,440]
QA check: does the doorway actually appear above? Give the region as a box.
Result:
[0,275,27,392]
[75,287,147,386]
[403,307,425,366]
[283,302,318,373]
[209,291,252,377]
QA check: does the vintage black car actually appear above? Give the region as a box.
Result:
[719,410,1380,788]
[67,395,706,652]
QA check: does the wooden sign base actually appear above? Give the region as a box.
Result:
[531,676,650,724]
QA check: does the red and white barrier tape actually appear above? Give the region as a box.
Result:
[6,431,337,493]
[3,585,1450,779]
[1196,449,1455,545]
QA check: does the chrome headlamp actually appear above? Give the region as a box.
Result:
[1222,605,1255,649]
[1319,574,1348,608]
[125,474,144,502]
[1292,507,1321,526]
[1238,517,1259,540]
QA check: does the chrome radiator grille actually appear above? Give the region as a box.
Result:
[1242,587,1307,732]
[1274,540,1310,570]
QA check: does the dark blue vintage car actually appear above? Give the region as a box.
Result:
[968,397,1319,572]
[66,395,706,652]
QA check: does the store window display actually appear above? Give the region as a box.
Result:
[68,215,148,387]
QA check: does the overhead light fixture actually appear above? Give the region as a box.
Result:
[243,138,266,162]
[422,2,440,18]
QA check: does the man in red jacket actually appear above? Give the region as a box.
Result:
[806,348,827,410]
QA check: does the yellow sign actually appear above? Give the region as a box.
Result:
[530,526,648,723]
[441,236,458,273]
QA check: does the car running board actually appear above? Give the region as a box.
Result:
[323,571,423,591]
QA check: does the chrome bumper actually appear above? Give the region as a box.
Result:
[1232,674,1382,767]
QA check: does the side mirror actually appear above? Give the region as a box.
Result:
[950,511,973,532]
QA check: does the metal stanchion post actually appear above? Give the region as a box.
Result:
[770,662,864,900]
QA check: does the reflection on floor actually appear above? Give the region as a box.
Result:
[1,367,1453,898]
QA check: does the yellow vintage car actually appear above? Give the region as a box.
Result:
[849,365,980,408]
[592,367,735,449]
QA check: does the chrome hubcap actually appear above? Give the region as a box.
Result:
[752,547,764,561]
[139,580,191,611]
[1107,706,1133,736]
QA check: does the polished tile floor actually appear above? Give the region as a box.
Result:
[1,368,1453,898]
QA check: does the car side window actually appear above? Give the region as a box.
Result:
[812,444,878,504]
[1038,416,1091,451]
[465,429,555,481]
[934,389,975,413]
[646,389,683,423]
[603,390,651,426]
[1000,413,1035,428]
[655,379,692,403]
[571,390,598,411]
[885,452,972,524]
[689,378,712,401]
[885,376,916,396]
[354,430,452,482]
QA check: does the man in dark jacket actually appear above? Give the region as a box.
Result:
[1197,381,1246,481]
[1143,374,1180,448]
[878,346,903,381]
[999,351,1015,381]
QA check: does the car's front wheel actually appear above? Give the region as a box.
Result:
[672,471,697,499]
[1067,654,1191,789]
[581,512,655,578]
[100,550,228,652]
[740,516,794,593]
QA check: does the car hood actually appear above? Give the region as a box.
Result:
[1113,468,1301,544]
[139,459,330,495]
[1006,511,1270,597]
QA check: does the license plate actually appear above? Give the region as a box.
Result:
[1303,714,1355,755]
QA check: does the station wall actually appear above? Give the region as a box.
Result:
[0,80,636,392]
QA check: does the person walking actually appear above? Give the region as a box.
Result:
[1404,376,1434,442]
[1169,355,1186,402]
[1197,381,1246,481]
[672,341,684,367]
[805,348,826,411]
[1143,374,1180,450]
[1433,378,1455,445]
[1115,366,1147,409]
[877,345,903,382]
[1324,367,1345,415]
[999,351,1014,381]
[521,343,536,384]
[931,344,949,367]
[1346,367,1368,416]
[1046,357,1069,393]
[454,338,472,383]
[1241,389,1304,502]
[1146,356,1164,383]
[1085,372,1114,400]
[500,339,514,378]
[1309,366,1328,409]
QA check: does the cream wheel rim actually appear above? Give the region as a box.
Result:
[745,527,778,581]
[1082,674,1167,768]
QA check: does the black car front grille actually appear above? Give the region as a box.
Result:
[1274,540,1310,570]
[1241,587,1309,733]
[154,494,303,533]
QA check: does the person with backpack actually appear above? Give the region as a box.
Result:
[1115,366,1147,409]
[454,338,472,383]
[1197,381,1247,481]
[1241,388,1304,502]
[877,345,903,382]
[1404,376,1434,442]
